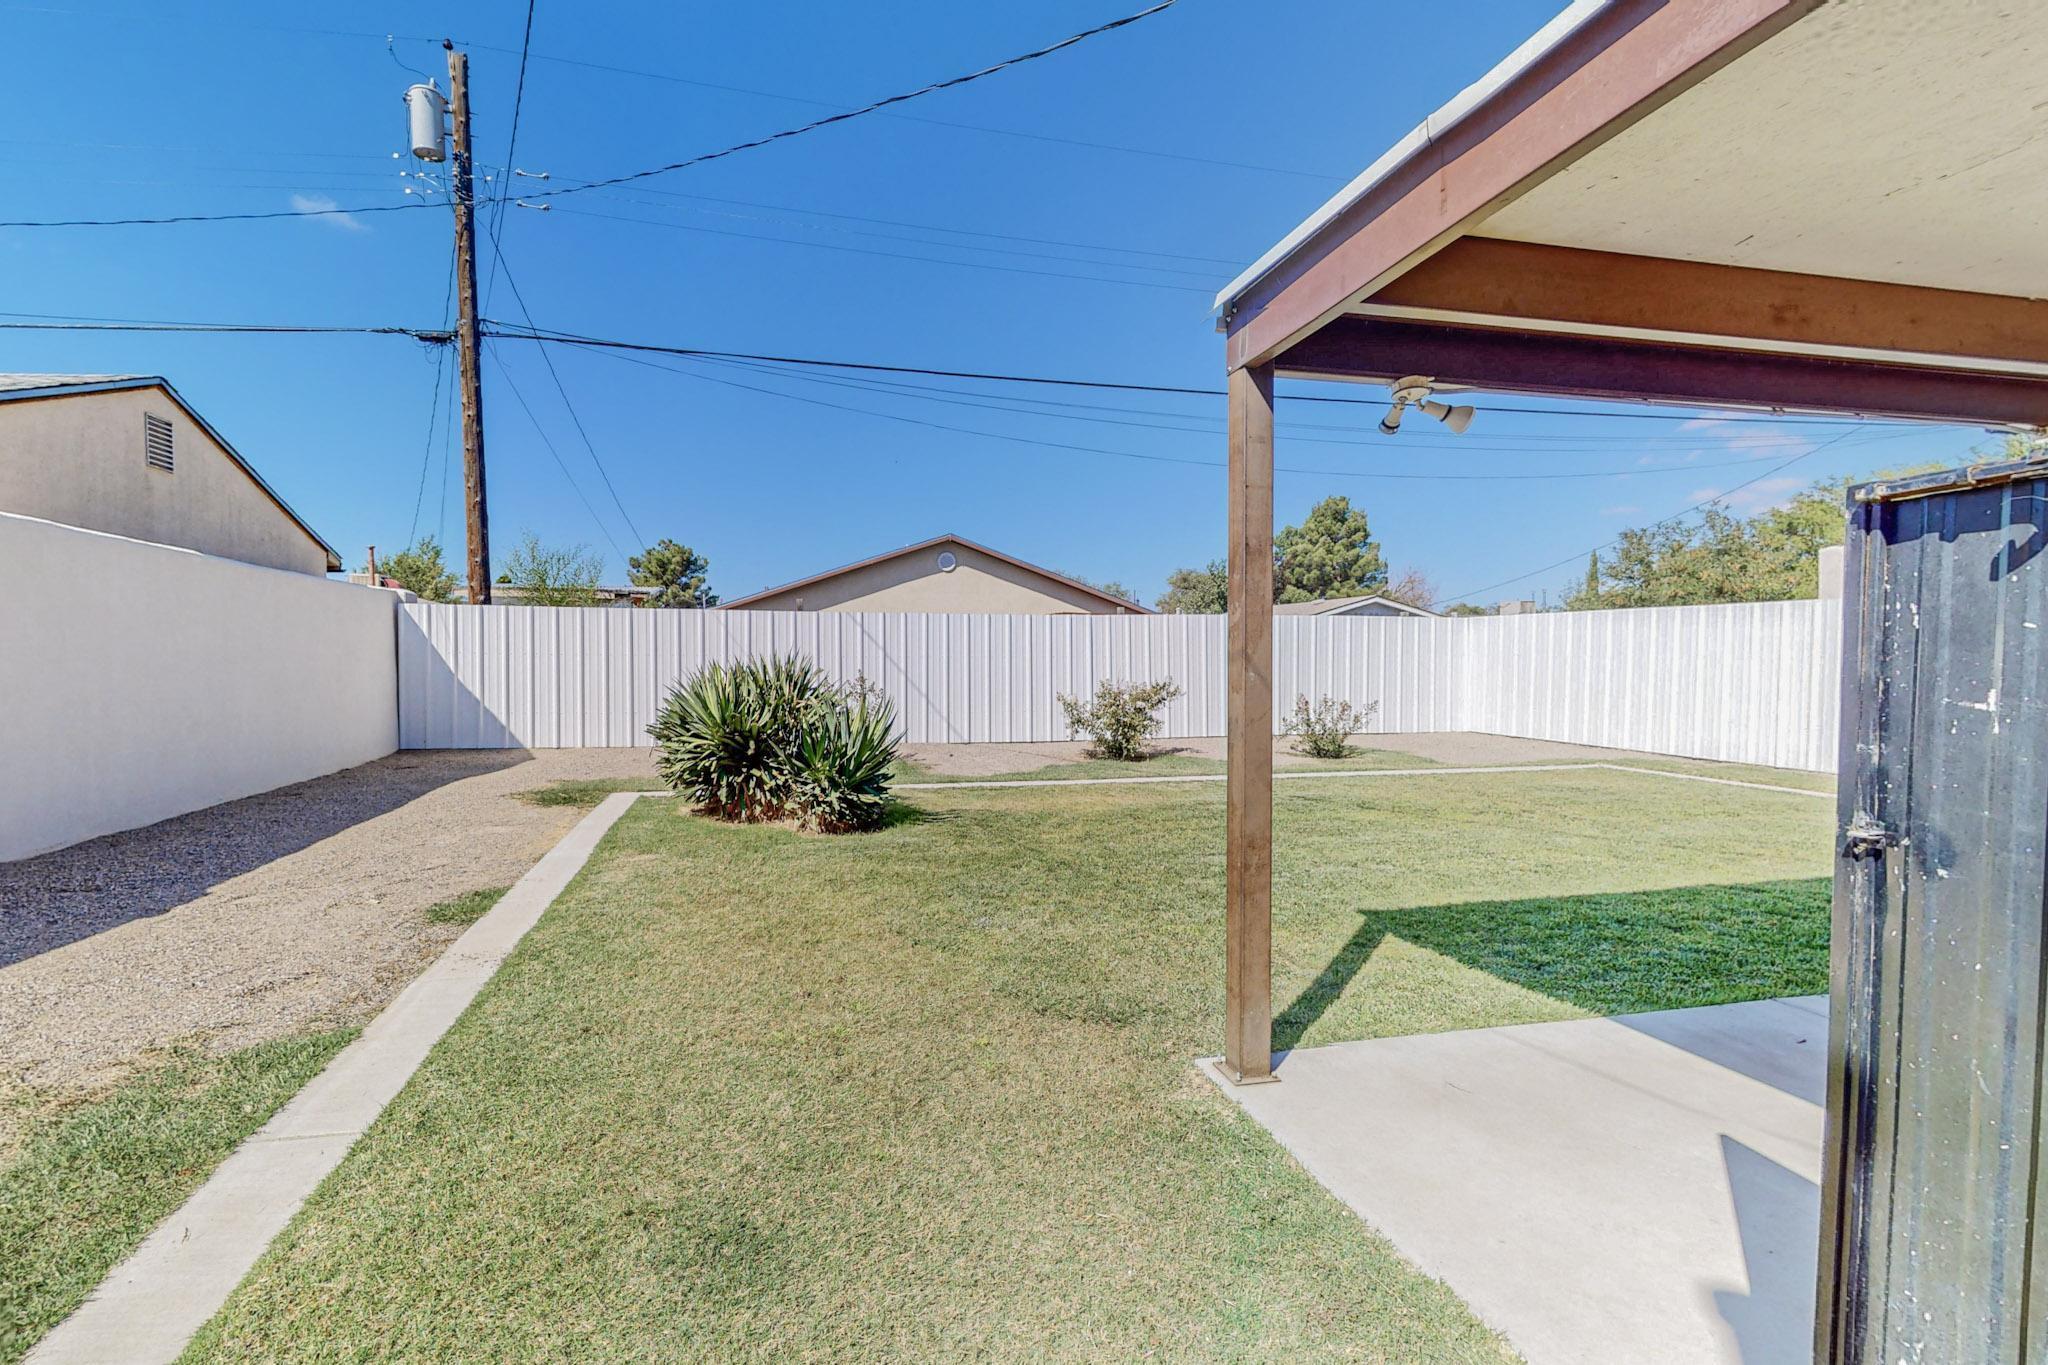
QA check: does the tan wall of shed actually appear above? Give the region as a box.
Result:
[0,387,331,575]
[739,542,1135,614]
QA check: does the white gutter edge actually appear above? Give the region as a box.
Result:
[1211,0,1616,318]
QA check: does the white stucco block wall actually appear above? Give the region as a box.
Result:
[0,512,399,861]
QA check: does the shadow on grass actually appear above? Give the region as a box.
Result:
[878,801,958,830]
[1272,878,1832,1054]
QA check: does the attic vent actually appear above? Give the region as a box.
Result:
[143,413,174,472]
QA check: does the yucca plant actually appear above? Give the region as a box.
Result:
[648,656,829,821]
[648,655,900,831]
[793,697,901,833]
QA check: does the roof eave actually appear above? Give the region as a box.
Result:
[1212,0,1615,318]
[1216,0,1829,372]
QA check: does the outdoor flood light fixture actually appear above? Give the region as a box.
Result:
[1378,375,1475,436]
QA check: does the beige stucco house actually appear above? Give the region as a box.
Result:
[721,534,1150,615]
[0,374,339,575]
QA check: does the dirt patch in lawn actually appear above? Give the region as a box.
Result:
[0,748,657,1122]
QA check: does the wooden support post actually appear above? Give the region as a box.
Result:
[1223,361,1276,1084]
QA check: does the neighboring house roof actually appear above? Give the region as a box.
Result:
[470,583,661,604]
[720,533,1153,613]
[0,373,342,571]
[1274,594,1441,618]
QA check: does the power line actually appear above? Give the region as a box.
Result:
[0,200,434,228]
[557,182,1244,266]
[481,0,538,313]
[563,188,1228,278]
[682,356,1851,446]
[1436,426,1872,606]
[0,3,1184,229]
[437,356,460,547]
[445,44,1337,183]
[685,352,1874,457]
[0,6,1334,183]
[576,342,1880,485]
[485,324,1901,427]
[407,344,453,549]
[409,241,462,547]
[485,234,646,548]
[0,313,450,339]
[491,321,1237,394]
[484,343,631,563]
[545,205,1217,293]
[523,1,1187,205]
[0,301,1943,436]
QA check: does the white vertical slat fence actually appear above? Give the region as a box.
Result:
[397,600,1842,771]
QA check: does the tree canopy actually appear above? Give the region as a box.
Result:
[1155,495,1390,612]
[1566,493,1837,610]
[1155,559,1228,613]
[362,537,455,602]
[1274,495,1387,603]
[502,532,604,607]
[1381,566,1438,610]
[628,538,718,608]
[1567,456,1994,611]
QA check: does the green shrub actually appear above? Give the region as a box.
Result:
[1057,679,1184,761]
[648,656,900,831]
[1283,694,1378,759]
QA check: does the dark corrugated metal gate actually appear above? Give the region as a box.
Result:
[1819,457,2048,1364]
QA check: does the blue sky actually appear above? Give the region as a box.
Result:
[0,0,1993,606]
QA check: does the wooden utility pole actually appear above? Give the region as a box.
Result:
[446,41,491,604]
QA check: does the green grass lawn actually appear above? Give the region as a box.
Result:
[423,886,508,927]
[1611,755,1835,793]
[512,777,662,808]
[188,768,1831,1362]
[0,1031,355,1365]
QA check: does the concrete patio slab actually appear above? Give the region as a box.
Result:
[1202,996,1827,1365]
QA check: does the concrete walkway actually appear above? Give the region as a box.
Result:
[1204,997,1827,1365]
[27,792,652,1365]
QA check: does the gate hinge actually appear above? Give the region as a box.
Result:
[1842,814,1898,860]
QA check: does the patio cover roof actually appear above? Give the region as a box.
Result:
[1215,0,2048,425]
[1210,9,2048,1356]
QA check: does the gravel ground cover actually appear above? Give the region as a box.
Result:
[0,748,655,1114]
[896,731,1829,783]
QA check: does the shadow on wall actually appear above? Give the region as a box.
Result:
[1270,878,1832,1058]
[0,749,535,969]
